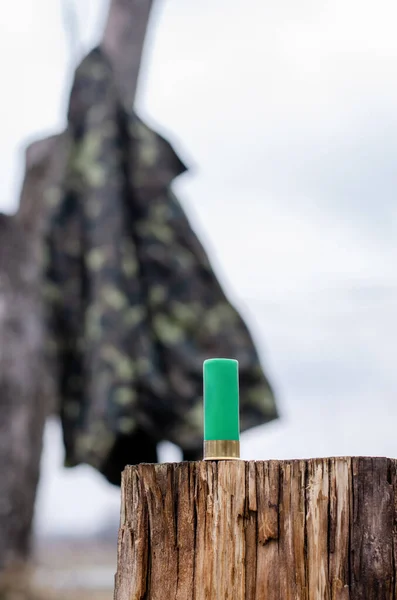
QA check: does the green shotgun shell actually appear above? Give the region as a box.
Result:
[203,358,240,460]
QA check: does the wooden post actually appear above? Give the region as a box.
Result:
[115,458,397,599]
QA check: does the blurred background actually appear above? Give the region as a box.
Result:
[1,0,396,597]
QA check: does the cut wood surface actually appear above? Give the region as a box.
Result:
[115,458,397,600]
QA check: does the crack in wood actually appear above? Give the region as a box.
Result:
[115,458,397,599]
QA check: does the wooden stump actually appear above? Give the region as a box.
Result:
[115,458,397,600]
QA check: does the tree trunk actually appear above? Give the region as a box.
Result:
[0,214,47,572]
[115,458,397,600]
[101,0,154,109]
[0,3,154,594]
[0,0,155,578]
[0,134,67,587]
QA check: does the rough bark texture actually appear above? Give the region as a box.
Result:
[115,458,397,600]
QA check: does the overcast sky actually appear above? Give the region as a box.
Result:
[0,0,396,536]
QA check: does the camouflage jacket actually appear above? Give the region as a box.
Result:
[44,48,278,485]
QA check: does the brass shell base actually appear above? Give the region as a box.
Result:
[203,440,240,460]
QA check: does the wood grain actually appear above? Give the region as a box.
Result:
[115,458,397,600]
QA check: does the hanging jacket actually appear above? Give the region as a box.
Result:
[44,47,278,485]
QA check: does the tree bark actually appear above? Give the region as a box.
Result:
[115,458,397,600]
[0,213,47,574]
[17,133,69,237]
[0,133,68,581]
[101,0,154,109]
